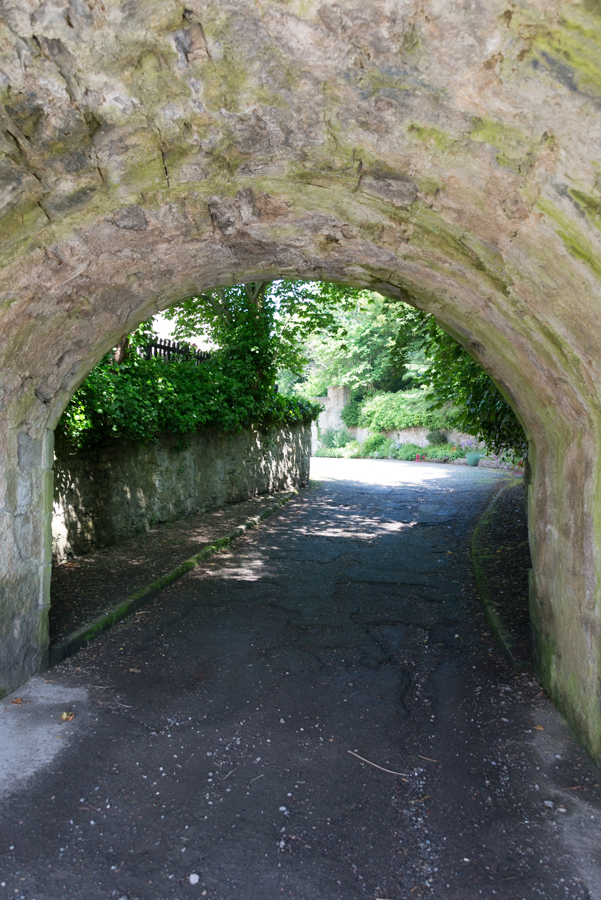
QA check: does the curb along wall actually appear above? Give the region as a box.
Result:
[52,425,310,561]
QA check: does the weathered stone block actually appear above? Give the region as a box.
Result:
[17,433,43,470]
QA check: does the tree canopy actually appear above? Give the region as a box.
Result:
[163,280,360,378]
[282,286,526,456]
[58,279,527,456]
[57,281,335,448]
[290,292,423,398]
[391,304,527,456]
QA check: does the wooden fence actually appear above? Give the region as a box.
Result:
[142,338,211,365]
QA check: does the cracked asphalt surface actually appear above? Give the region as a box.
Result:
[2,458,601,900]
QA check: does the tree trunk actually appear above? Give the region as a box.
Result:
[113,336,129,364]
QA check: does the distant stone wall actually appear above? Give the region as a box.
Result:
[52,425,310,562]
[348,426,478,447]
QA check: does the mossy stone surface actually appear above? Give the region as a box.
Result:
[0,0,601,760]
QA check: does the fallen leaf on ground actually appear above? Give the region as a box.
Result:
[129,668,141,674]
[534,725,545,731]
[10,698,23,705]
[61,711,75,721]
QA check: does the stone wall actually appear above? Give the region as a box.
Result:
[1,0,601,757]
[348,426,477,447]
[52,425,310,561]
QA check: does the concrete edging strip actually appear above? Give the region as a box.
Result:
[47,491,298,668]
[471,480,531,673]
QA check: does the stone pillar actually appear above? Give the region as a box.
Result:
[528,423,601,759]
[0,427,53,696]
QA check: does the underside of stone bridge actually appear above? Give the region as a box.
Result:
[1,0,601,757]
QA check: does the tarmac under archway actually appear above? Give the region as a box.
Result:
[1,459,600,899]
[2,0,601,763]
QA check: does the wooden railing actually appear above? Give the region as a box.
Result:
[141,338,211,365]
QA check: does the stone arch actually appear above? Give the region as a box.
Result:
[1,0,601,759]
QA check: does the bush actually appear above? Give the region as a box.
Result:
[357,389,457,432]
[360,433,388,456]
[337,428,353,447]
[59,352,322,449]
[343,440,363,458]
[314,447,345,458]
[424,445,465,460]
[340,399,361,428]
[466,450,482,466]
[320,427,339,448]
[392,442,423,460]
[320,426,352,449]
[426,429,448,445]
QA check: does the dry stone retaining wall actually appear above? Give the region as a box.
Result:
[52,425,310,561]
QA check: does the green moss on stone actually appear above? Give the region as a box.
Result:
[519,9,601,99]
[539,198,601,280]
[569,188,601,229]
[417,176,443,197]
[0,199,49,249]
[408,123,457,152]
[349,66,411,100]
[196,53,249,113]
[469,117,534,173]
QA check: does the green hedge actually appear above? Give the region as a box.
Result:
[356,389,457,432]
[59,352,321,449]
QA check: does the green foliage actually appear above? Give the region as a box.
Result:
[313,433,483,462]
[466,450,483,466]
[59,280,343,447]
[426,429,448,445]
[360,433,388,455]
[357,389,456,432]
[320,426,353,449]
[314,437,468,461]
[298,292,419,397]
[340,400,361,427]
[165,281,360,378]
[361,440,467,461]
[392,306,526,455]
[394,442,425,460]
[320,427,338,448]
[421,444,464,460]
[58,322,321,448]
[314,446,345,458]
[300,284,526,456]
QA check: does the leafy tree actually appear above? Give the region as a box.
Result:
[164,281,360,380]
[389,304,527,455]
[352,388,457,433]
[286,283,526,455]
[57,298,322,448]
[296,292,420,398]
[58,280,354,448]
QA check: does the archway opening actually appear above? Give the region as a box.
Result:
[3,180,601,763]
[46,278,532,673]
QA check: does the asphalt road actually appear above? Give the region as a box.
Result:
[1,458,601,900]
